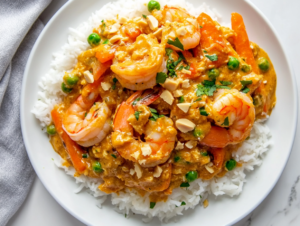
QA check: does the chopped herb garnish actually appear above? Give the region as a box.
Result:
[112,78,118,90]
[132,97,141,106]
[149,107,157,113]
[241,87,250,93]
[111,154,117,159]
[82,153,88,158]
[200,107,209,116]
[205,54,218,62]
[178,96,185,103]
[181,201,186,206]
[180,182,190,188]
[220,81,232,86]
[167,37,184,51]
[184,65,190,70]
[196,82,217,97]
[150,202,156,209]
[216,85,231,90]
[221,117,229,126]
[134,111,140,120]
[165,48,173,56]
[201,152,208,156]
[200,25,203,28]
[240,80,253,87]
[149,107,164,121]
[200,195,202,198]
[203,49,208,53]
[125,214,127,218]
[142,14,147,18]
[156,72,168,83]
[178,65,184,70]
[174,156,180,162]
[85,112,87,117]
[103,39,109,44]
[194,98,202,102]
[240,80,252,93]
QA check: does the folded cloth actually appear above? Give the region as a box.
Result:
[0,1,51,225]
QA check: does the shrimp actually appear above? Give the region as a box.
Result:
[111,89,177,167]
[62,79,111,147]
[201,89,255,148]
[155,6,200,50]
[111,34,166,90]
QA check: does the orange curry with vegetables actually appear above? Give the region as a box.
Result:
[47,5,276,204]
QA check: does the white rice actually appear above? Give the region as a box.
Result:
[32,0,273,222]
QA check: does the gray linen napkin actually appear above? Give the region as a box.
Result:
[0,0,51,225]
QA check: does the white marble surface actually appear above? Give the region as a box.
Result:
[7,0,300,225]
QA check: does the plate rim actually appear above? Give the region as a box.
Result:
[20,0,298,225]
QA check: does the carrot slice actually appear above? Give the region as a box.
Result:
[200,126,230,148]
[197,13,229,68]
[95,44,115,64]
[93,59,112,81]
[51,107,86,173]
[231,12,259,74]
[210,148,225,168]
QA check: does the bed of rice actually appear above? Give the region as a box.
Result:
[31,0,272,222]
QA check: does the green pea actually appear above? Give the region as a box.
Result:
[193,128,202,137]
[226,159,237,171]
[87,33,101,47]
[258,57,270,71]
[207,68,220,80]
[148,0,160,12]
[65,74,79,86]
[47,125,56,135]
[185,171,198,182]
[228,57,240,70]
[241,64,251,73]
[92,161,103,173]
[61,82,72,93]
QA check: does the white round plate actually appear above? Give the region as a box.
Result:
[21,0,297,225]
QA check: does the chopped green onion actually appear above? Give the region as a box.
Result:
[103,39,109,44]
[181,201,186,206]
[142,14,147,18]
[180,182,190,187]
[82,153,88,158]
[200,107,209,116]
[150,202,156,209]
[92,161,103,173]
[174,156,180,162]
[241,87,250,93]
[240,80,253,86]
[201,152,208,156]
[111,154,117,159]
[220,81,232,86]
[178,96,185,103]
